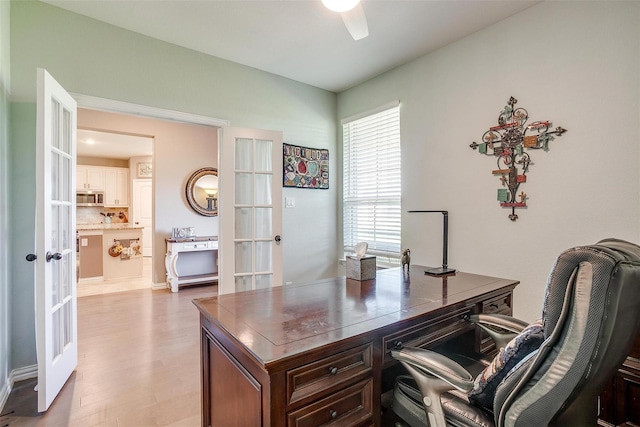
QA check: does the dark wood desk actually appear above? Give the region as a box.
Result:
[193,265,519,427]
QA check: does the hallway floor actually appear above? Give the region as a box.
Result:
[1,284,216,426]
[77,257,153,297]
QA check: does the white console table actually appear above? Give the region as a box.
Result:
[165,236,218,292]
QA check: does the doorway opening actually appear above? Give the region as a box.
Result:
[73,94,228,297]
[76,126,154,297]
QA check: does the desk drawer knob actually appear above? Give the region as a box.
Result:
[394,340,403,349]
[328,366,338,375]
[329,409,338,419]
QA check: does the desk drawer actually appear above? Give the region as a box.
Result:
[287,378,373,427]
[481,293,512,315]
[382,306,473,366]
[287,344,372,406]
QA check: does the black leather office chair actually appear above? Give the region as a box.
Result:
[391,238,640,427]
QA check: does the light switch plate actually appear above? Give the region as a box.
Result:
[285,197,296,208]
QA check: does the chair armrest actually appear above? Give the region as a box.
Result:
[391,347,474,392]
[469,313,529,349]
[469,313,528,333]
[392,347,474,427]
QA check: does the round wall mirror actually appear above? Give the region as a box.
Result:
[186,167,219,217]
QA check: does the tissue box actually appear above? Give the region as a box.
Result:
[346,256,376,281]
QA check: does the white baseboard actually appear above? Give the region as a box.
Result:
[0,378,8,414]
[0,364,37,414]
[11,365,37,383]
[152,282,168,291]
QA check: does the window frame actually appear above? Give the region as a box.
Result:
[342,101,401,265]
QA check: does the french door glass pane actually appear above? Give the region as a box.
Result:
[235,242,252,274]
[255,242,272,273]
[51,99,60,149]
[62,205,70,250]
[61,252,70,299]
[51,205,59,250]
[255,275,272,290]
[62,156,71,202]
[51,204,60,306]
[51,153,59,201]
[52,309,61,358]
[62,108,71,154]
[254,208,272,239]
[254,174,272,205]
[235,173,252,205]
[234,208,252,239]
[51,255,59,307]
[235,276,252,293]
[235,138,253,170]
[63,301,72,346]
[255,139,272,172]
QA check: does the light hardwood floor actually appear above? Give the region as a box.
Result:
[2,284,217,426]
[77,257,153,297]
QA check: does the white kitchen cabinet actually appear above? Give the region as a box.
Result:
[77,165,106,191]
[104,167,129,207]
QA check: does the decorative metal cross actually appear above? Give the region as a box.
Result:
[470,96,567,221]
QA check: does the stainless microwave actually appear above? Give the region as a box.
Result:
[76,191,104,207]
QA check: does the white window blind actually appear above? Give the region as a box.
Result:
[343,103,401,262]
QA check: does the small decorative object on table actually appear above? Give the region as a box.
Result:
[346,242,376,281]
[172,227,195,239]
[401,249,411,272]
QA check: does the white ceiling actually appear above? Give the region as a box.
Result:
[42,0,540,93]
[77,129,153,159]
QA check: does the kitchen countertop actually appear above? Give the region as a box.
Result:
[77,223,144,231]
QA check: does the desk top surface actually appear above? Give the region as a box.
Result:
[193,265,518,367]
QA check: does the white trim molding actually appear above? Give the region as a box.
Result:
[341,100,400,125]
[152,281,168,291]
[71,93,230,128]
[0,364,38,413]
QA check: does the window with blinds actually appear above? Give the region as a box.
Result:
[343,103,401,264]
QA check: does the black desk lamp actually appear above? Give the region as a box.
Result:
[408,210,456,276]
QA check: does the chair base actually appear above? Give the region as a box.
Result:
[392,375,429,427]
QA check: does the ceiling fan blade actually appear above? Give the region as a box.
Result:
[340,3,369,40]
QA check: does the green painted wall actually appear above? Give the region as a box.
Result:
[8,102,36,369]
[0,0,10,401]
[9,0,338,371]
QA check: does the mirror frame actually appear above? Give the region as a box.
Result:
[185,167,219,217]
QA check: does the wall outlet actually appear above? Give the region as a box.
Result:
[285,197,296,208]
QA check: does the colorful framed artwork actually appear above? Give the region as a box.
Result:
[136,162,152,178]
[283,143,329,189]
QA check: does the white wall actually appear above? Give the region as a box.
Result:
[0,0,10,408]
[338,1,640,322]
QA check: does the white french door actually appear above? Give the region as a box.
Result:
[34,68,78,412]
[218,127,283,295]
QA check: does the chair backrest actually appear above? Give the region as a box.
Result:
[493,238,640,427]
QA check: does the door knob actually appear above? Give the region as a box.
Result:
[46,251,62,262]
[274,235,281,245]
[26,253,37,262]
